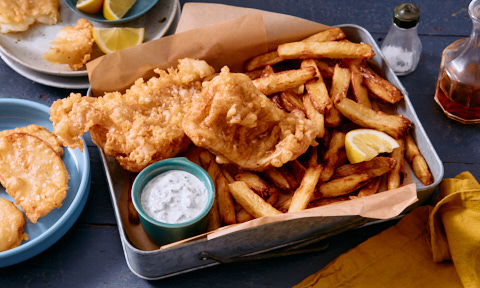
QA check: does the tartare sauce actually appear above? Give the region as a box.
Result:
[140,170,208,224]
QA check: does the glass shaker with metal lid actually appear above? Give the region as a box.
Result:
[434,0,480,124]
[381,3,422,76]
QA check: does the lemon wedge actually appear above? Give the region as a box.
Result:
[76,0,104,14]
[92,27,145,54]
[345,129,400,164]
[103,0,137,20]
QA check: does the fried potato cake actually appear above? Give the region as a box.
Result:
[0,198,29,252]
[43,18,94,71]
[0,124,64,156]
[50,58,215,172]
[0,0,59,33]
[0,132,68,223]
[182,66,320,171]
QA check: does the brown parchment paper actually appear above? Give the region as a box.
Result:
[91,3,418,251]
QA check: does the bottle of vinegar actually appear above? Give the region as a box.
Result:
[434,0,480,124]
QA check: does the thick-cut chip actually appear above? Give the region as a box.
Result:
[348,59,373,109]
[359,61,403,104]
[288,165,323,213]
[228,181,282,218]
[302,59,332,113]
[0,133,68,223]
[405,134,433,186]
[334,156,397,179]
[334,95,411,139]
[387,138,405,190]
[302,27,346,43]
[280,89,304,112]
[315,173,370,198]
[252,66,316,96]
[0,198,29,252]
[0,124,64,156]
[277,41,375,60]
[245,51,285,72]
[303,95,325,138]
[321,130,346,182]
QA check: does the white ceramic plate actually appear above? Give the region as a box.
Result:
[0,51,90,89]
[0,99,90,268]
[0,0,178,77]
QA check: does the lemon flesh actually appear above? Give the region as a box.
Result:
[345,129,400,164]
[92,27,145,54]
[103,0,137,20]
[76,0,104,14]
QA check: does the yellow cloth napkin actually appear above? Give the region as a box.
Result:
[294,172,480,288]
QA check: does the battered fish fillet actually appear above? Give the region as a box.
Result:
[50,58,215,172]
[182,66,320,171]
[0,133,68,223]
[0,0,59,33]
[0,124,64,156]
[0,198,29,252]
[43,18,94,71]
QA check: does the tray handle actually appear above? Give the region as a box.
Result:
[199,216,368,264]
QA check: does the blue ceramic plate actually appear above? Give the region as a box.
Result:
[64,0,159,24]
[0,99,91,267]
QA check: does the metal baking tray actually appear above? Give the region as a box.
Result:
[98,24,444,280]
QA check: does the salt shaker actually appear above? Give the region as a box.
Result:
[381,3,422,76]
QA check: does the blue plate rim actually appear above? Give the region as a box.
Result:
[0,98,91,267]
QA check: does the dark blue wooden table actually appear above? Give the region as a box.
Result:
[1,1,479,287]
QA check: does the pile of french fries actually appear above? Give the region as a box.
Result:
[197,27,434,231]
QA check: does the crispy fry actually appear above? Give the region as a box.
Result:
[334,95,411,139]
[245,51,285,72]
[207,196,222,232]
[288,165,323,213]
[266,185,280,206]
[316,173,370,198]
[334,156,397,178]
[216,173,237,225]
[359,61,403,104]
[303,95,326,138]
[348,59,372,109]
[235,171,270,198]
[302,59,332,113]
[236,208,254,223]
[280,89,304,112]
[308,195,350,208]
[198,150,213,168]
[229,181,283,218]
[355,176,382,198]
[302,27,346,42]
[261,65,275,77]
[252,66,316,96]
[321,130,346,182]
[286,159,306,180]
[387,138,405,190]
[315,59,335,78]
[405,134,433,185]
[277,41,375,60]
[330,64,351,101]
[263,167,292,191]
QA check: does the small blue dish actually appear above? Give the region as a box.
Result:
[64,0,159,24]
[131,158,215,246]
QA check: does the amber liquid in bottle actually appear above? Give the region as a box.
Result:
[434,69,480,123]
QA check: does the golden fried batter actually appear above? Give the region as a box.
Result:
[0,0,59,33]
[50,58,215,172]
[182,66,320,171]
[43,18,94,71]
[0,133,68,223]
[0,124,64,156]
[0,198,29,252]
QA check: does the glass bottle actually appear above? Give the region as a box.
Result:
[434,0,480,124]
[381,3,422,76]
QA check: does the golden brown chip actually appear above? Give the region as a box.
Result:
[0,124,64,156]
[0,198,29,252]
[0,133,69,223]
